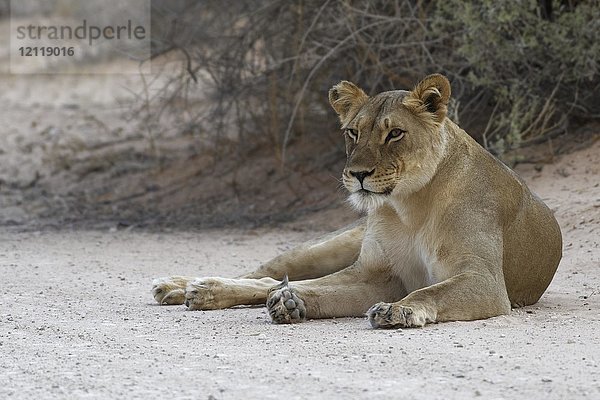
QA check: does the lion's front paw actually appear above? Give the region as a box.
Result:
[266,277,306,324]
[367,302,431,329]
[152,276,191,305]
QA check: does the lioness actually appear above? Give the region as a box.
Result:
[152,74,562,328]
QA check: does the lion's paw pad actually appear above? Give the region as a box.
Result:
[267,281,306,324]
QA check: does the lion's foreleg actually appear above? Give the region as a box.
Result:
[367,270,511,328]
[184,277,280,310]
[266,264,404,323]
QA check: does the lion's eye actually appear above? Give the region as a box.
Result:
[345,128,358,142]
[386,128,406,143]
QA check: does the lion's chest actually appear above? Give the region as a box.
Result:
[361,205,443,294]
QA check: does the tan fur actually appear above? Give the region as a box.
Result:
[152,74,562,328]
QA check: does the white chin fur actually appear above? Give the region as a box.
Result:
[348,192,387,213]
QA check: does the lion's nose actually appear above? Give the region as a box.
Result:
[350,169,375,185]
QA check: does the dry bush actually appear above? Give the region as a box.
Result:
[434,0,600,154]
[146,0,600,162]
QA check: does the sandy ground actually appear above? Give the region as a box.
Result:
[1,138,599,399]
[0,24,346,229]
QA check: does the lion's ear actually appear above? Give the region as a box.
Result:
[404,74,451,123]
[328,81,368,120]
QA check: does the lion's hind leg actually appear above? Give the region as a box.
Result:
[243,220,365,281]
[152,275,280,309]
[184,277,279,310]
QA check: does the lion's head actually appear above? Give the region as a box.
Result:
[328,74,452,212]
